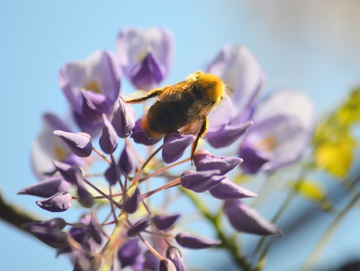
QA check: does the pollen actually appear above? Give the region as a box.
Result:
[85,81,101,94]
[53,145,67,161]
[258,136,276,152]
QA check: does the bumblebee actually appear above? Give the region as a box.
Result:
[125,71,225,159]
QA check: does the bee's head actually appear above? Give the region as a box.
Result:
[192,72,225,104]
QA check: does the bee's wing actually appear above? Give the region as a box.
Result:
[157,80,193,103]
[179,99,214,135]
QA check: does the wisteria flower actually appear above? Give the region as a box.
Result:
[116,27,173,90]
[59,50,121,134]
[239,89,315,174]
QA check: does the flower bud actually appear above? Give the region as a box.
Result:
[175,233,221,249]
[99,114,118,154]
[53,130,92,157]
[17,176,70,198]
[162,132,195,164]
[209,177,257,199]
[111,98,135,138]
[36,191,72,212]
[180,170,224,193]
[152,214,180,231]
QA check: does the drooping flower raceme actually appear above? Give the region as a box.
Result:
[21,26,315,271]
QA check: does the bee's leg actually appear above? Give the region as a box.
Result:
[191,117,209,162]
[124,88,163,103]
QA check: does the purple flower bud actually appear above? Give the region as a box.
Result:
[119,144,136,175]
[206,121,253,148]
[99,114,118,154]
[77,182,94,208]
[23,223,68,249]
[53,160,83,185]
[209,177,257,199]
[175,233,221,249]
[23,218,67,231]
[152,214,180,231]
[111,98,135,138]
[162,132,195,164]
[117,27,173,90]
[105,155,121,185]
[193,150,243,175]
[224,199,283,236]
[166,246,187,271]
[36,191,72,212]
[131,118,161,146]
[180,170,224,193]
[159,259,177,271]
[123,187,140,214]
[89,212,102,245]
[80,91,107,126]
[117,239,143,269]
[127,217,150,237]
[53,130,92,157]
[143,250,159,271]
[72,110,103,137]
[17,176,70,198]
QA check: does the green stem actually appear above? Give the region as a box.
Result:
[301,192,360,271]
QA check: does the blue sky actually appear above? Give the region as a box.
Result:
[1,1,360,270]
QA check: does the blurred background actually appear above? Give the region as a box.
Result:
[1,0,360,270]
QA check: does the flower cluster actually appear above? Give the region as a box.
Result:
[20,26,314,270]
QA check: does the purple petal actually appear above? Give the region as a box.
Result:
[131,118,161,146]
[36,191,72,212]
[180,170,224,193]
[127,217,150,237]
[17,176,70,198]
[118,239,143,268]
[123,187,140,214]
[117,27,173,90]
[119,143,136,175]
[206,121,253,148]
[53,130,92,157]
[175,233,221,249]
[162,132,195,164]
[152,214,180,231]
[207,44,264,117]
[224,199,283,236]
[111,98,135,138]
[209,177,257,199]
[193,150,243,175]
[143,251,159,271]
[81,91,110,125]
[239,145,271,174]
[166,246,187,271]
[105,155,121,185]
[72,110,103,137]
[58,50,120,115]
[99,114,118,154]
[129,52,164,90]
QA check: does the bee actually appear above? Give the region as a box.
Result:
[125,71,226,159]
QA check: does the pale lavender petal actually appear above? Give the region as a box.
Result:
[58,50,120,115]
[206,121,253,148]
[162,132,195,164]
[209,177,257,199]
[53,130,92,157]
[193,150,243,175]
[180,170,224,193]
[111,98,135,138]
[117,27,173,90]
[99,114,118,154]
[207,44,264,117]
[224,199,283,236]
[17,176,70,198]
[36,191,72,212]
[175,233,221,249]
